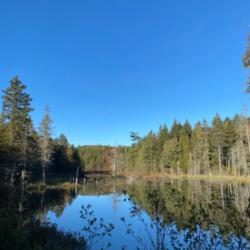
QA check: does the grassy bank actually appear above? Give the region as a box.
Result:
[26,181,82,192]
[117,171,250,183]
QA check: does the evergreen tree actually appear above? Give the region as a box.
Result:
[126,144,140,171]
[223,117,237,169]
[231,115,249,176]
[39,106,52,185]
[160,138,179,173]
[169,120,182,140]
[135,131,157,172]
[156,124,169,169]
[130,132,141,143]
[182,120,192,138]
[243,34,250,92]
[57,134,69,147]
[191,122,210,175]
[209,114,224,174]
[1,77,34,182]
[71,146,82,184]
[51,134,77,174]
[1,77,33,147]
[157,125,169,150]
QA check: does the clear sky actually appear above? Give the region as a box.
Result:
[0,0,250,146]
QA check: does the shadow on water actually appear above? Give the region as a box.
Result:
[1,178,250,249]
[0,184,86,250]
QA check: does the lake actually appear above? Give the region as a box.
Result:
[9,178,250,249]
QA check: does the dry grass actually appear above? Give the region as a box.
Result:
[117,171,250,183]
[27,181,81,191]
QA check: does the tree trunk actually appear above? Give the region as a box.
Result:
[42,163,46,186]
[246,122,250,155]
[218,145,222,175]
[75,166,79,186]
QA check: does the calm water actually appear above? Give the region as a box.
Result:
[5,178,249,249]
[32,178,250,249]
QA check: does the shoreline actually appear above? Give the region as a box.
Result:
[116,171,250,183]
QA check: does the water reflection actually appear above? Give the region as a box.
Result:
[44,179,250,249]
[1,179,250,249]
[123,181,250,249]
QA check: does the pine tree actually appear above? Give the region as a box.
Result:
[51,134,71,174]
[179,134,190,173]
[160,138,178,173]
[126,144,140,171]
[135,131,157,172]
[178,120,192,173]
[243,34,250,92]
[130,132,141,143]
[39,106,52,185]
[209,115,224,174]
[169,120,182,140]
[1,77,33,182]
[157,125,169,150]
[191,122,210,175]
[1,76,33,147]
[231,115,249,176]
[57,134,69,147]
[223,117,237,170]
[0,119,8,176]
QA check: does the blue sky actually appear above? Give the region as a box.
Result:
[0,0,250,146]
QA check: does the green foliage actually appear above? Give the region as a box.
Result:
[160,138,179,171]
[75,115,250,176]
[130,132,141,143]
[119,115,250,176]
[50,135,82,176]
[135,131,157,172]
[1,76,33,146]
[81,204,114,249]
[0,77,83,184]
[243,34,250,92]
[243,35,250,67]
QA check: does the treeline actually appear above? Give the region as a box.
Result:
[78,116,250,177]
[118,116,250,176]
[0,77,83,184]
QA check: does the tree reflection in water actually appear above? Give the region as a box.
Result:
[2,179,250,249]
[120,180,250,249]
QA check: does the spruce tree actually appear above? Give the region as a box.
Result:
[2,76,33,147]
[1,77,33,180]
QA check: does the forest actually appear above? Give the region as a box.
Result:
[0,78,84,184]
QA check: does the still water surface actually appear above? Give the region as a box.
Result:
[42,179,250,249]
